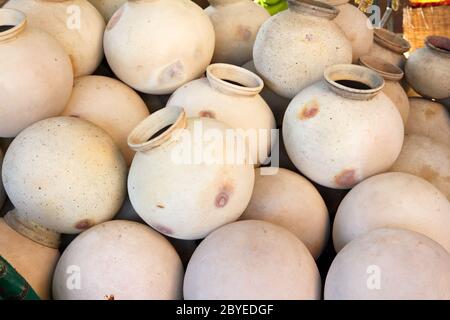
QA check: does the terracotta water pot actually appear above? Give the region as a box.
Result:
[333,172,450,253]
[2,117,127,248]
[0,9,73,138]
[184,220,322,300]
[127,106,255,240]
[53,220,184,300]
[253,0,352,99]
[368,28,410,69]
[390,134,450,200]
[405,36,450,100]
[322,0,373,63]
[240,168,329,259]
[62,76,150,166]
[283,64,404,189]
[0,218,60,299]
[88,0,126,21]
[5,0,105,77]
[325,228,450,300]
[0,149,4,209]
[103,0,215,95]
[167,63,276,165]
[205,0,270,65]
[359,55,409,125]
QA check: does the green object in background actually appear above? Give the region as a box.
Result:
[0,256,40,300]
[254,0,288,15]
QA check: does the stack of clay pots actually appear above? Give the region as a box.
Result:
[0,0,449,301]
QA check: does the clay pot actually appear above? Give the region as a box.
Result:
[62,76,150,166]
[104,0,215,95]
[240,168,329,259]
[359,55,409,125]
[167,63,276,165]
[0,9,73,138]
[0,149,4,209]
[322,0,373,63]
[0,218,60,299]
[127,106,255,240]
[184,220,321,299]
[2,117,127,248]
[253,0,352,99]
[390,134,450,200]
[368,28,410,69]
[53,220,184,300]
[241,60,290,127]
[405,98,450,145]
[405,36,450,100]
[283,64,404,189]
[88,0,126,21]
[5,0,105,77]
[333,172,450,253]
[325,228,450,300]
[205,0,270,66]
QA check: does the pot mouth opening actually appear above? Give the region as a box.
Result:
[288,0,339,20]
[374,28,411,54]
[206,63,264,96]
[426,35,450,55]
[359,55,404,81]
[324,64,384,100]
[128,106,186,153]
[0,9,26,41]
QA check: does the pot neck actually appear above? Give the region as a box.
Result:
[208,0,242,6]
[425,35,450,57]
[359,55,404,82]
[288,0,339,20]
[0,9,27,43]
[373,28,410,54]
[324,64,385,100]
[206,63,264,97]
[4,210,61,249]
[128,106,187,153]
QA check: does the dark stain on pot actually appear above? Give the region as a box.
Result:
[107,6,124,31]
[335,80,372,90]
[199,110,216,119]
[215,184,234,208]
[236,25,252,41]
[419,165,439,182]
[154,224,173,235]
[104,294,115,300]
[335,169,357,188]
[0,25,15,33]
[156,203,165,209]
[75,219,93,230]
[425,107,437,119]
[159,60,185,84]
[69,114,80,118]
[299,99,319,120]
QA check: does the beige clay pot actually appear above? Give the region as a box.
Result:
[88,0,126,21]
[0,9,73,138]
[253,0,352,99]
[0,149,4,209]
[62,75,150,166]
[104,0,215,95]
[283,64,404,189]
[368,28,410,69]
[5,0,105,77]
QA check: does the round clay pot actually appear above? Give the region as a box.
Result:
[0,149,5,209]
[322,0,373,63]
[405,98,450,145]
[53,220,184,300]
[325,228,450,300]
[88,0,126,21]
[406,36,450,100]
[167,63,276,165]
[390,134,450,200]
[333,172,450,253]
[5,0,105,77]
[184,220,321,299]
[62,76,150,166]
[368,28,410,69]
[359,55,409,125]
[241,60,290,127]
[253,0,352,99]
[127,106,255,240]
[0,9,73,138]
[104,0,215,95]
[283,64,404,189]
[2,117,127,248]
[0,218,60,299]
[240,168,329,259]
[205,0,270,66]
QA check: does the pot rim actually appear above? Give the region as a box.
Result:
[373,28,410,54]
[324,64,385,100]
[288,0,340,20]
[425,35,450,56]
[0,8,27,43]
[359,55,404,81]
